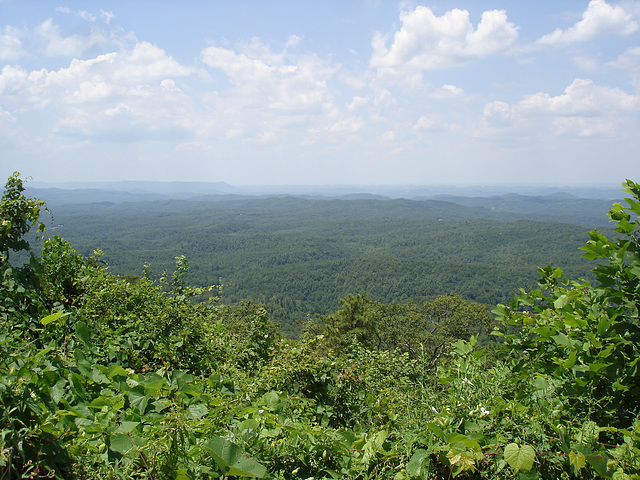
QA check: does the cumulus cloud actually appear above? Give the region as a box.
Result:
[478,78,640,137]
[0,41,200,142]
[0,65,29,96]
[113,42,193,83]
[0,26,26,61]
[370,6,518,72]
[200,40,342,143]
[35,18,107,57]
[347,95,369,111]
[537,0,639,45]
[608,46,640,71]
[518,78,639,114]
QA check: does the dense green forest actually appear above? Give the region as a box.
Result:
[3,172,640,479]
[26,192,612,336]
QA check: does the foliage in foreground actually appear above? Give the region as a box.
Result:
[1,171,640,479]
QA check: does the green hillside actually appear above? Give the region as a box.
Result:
[36,195,605,335]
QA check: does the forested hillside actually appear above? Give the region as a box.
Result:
[34,193,610,335]
[3,172,640,479]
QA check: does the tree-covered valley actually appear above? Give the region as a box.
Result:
[26,189,614,336]
[3,172,640,479]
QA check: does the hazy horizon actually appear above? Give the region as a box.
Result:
[24,178,625,202]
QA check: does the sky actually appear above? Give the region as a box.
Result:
[1,1,639,187]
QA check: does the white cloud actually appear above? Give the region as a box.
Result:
[413,115,435,130]
[72,80,113,103]
[0,65,29,96]
[113,42,193,83]
[370,6,518,72]
[430,84,464,98]
[552,116,617,137]
[478,78,640,138]
[382,130,396,141]
[537,0,639,45]
[608,45,640,70]
[0,26,26,61]
[518,78,639,114]
[0,42,200,143]
[35,18,107,57]
[347,95,369,111]
[285,34,303,49]
[372,89,396,108]
[101,10,115,25]
[200,40,341,143]
[78,11,97,23]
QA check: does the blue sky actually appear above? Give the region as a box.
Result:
[1,1,639,186]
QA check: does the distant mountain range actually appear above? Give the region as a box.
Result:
[27,180,624,206]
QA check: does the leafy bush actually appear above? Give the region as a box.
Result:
[3,172,640,479]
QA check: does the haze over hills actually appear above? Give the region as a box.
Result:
[28,180,624,203]
[25,180,623,232]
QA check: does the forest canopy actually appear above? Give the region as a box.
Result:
[2,171,640,479]
[28,187,609,336]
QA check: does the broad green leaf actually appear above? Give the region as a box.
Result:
[127,386,150,414]
[532,376,549,391]
[50,378,66,404]
[107,364,129,379]
[109,434,134,455]
[175,469,191,480]
[584,449,609,477]
[612,468,631,480]
[73,350,93,378]
[406,449,429,477]
[115,421,140,434]
[563,351,577,369]
[91,367,110,385]
[569,451,586,472]
[141,376,168,394]
[189,403,208,420]
[588,362,612,372]
[598,344,615,358]
[551,333,572,347]
[75,321,92,347]
[426,422,445,440]
[204,437,267,478]
[553,295,569,309]
[89,396,114,409]
[517,471,539,480]
[452,338,473,355]
[504,443,535,473]
[152,398,172,413]
[624,197,640,215]
[41,310,69,325]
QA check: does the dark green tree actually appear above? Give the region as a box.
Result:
[308,292,493,363]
